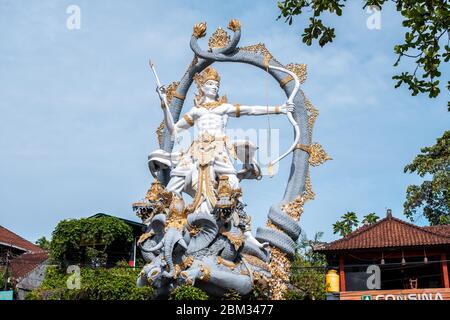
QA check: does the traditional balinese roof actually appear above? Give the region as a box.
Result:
[9,251,49,281]
[422,225,450,237]
[0,225,44,253]
[316,212,450,253]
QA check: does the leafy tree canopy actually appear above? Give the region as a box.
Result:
[332,211,358,237]
[404,130,450,225]
[362,212,380,225]
[35,236,51,251]
[50,216,133,266]
[277,0,450,106]
[0,269,13,291]
[285,231,327,300]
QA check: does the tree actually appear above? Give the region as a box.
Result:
[332,220,348,237]
[35,236,51,251]
[1,268,13,291]
[277,0,450,107]
[333,212,359,236]
[298,231,326,262]
[342,211,359,228]
[362,212,380,225]
[285,231,327,300]
[403,131,450,225]
[333,212,380,236]
[50,216,133,266]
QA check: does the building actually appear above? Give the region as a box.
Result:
[315,210,450,300]
[0,225,49,299]
[0,225,44,261]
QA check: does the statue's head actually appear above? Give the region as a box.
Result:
[194,66,220,101]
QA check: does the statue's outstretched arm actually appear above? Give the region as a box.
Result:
[226,103,294,117]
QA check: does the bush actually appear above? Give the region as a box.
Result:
[248,281,270,300]
[222,289,241,300]
[26,266,154,300]
[169,285,208,300]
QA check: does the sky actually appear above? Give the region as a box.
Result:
[0,1,448,244]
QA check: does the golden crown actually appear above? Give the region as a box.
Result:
[193,66,221,89]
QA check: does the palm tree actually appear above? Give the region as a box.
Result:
[333,212,359,237]
[342,212,359,229]
[362,212,380,225]
[332,221,349,237]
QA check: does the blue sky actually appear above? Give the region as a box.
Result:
[0,1,448,244]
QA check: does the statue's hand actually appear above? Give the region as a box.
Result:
[156,86,167,104]
[280,102,295,114]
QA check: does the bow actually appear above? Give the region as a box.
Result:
[267,65,301,176]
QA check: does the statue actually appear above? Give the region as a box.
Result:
[153,64,293,248]
[133,19,330,299]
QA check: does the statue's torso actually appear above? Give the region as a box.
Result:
[192,104,229,137]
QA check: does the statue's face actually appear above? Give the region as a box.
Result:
[201,80,219,99]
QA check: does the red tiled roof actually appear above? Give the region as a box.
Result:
[0,225,44,253]
[422,225,450,237]
[9,251,49,281]
[317,216,450,252]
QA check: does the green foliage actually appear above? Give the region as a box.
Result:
[35,236,51,251]
[169,285,209,300]
[38,266,67,289]
[26,266,154,300]
[222,289,242,300]
[0,268,13,291]
[332,220,348,237]
[284,287,306,300]
[332,212,359,236]
[277,0,450,103]
[362,212,380,225]
[50,216,133,266]
[286,232,327,300]
[0,269,5,291]
[403,131,450,225]
[298,231,327,263]
[249,282,270,300]
[333,211,381,236]
[0,269,4,289]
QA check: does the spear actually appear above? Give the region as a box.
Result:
[149,59,169,109]
[148,59,179,144]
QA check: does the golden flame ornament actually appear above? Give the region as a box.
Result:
[227,19,241,32]
[193,22,207,38]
